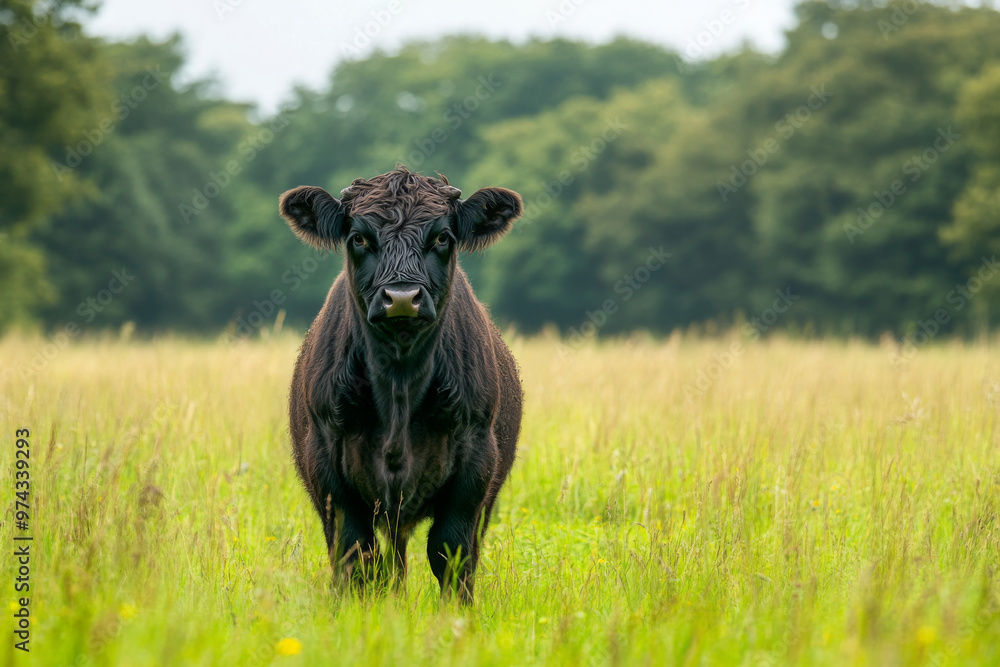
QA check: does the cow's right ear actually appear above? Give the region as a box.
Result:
[279,186,349,249]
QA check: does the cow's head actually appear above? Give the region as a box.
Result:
[279,167,522,344]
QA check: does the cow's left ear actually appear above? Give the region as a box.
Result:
[456,187,523,251]
[279,185,349,249]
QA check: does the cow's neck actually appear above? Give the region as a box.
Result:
[361,321,441,425]
[361,323,441,469]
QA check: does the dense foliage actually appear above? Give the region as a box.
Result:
[4,1,1000,338]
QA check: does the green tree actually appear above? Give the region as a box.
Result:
[740,2,1000,334]
[11,2,1000,338]
[31,36,252,330]
[941,64,1000,291]
[0,0,110,327]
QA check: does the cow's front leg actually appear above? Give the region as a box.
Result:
[325,505,378,591]
[426,435,496,603]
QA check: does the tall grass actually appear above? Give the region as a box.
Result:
[2,333,999,665]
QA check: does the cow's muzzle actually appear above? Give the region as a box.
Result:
[367,283,436,324]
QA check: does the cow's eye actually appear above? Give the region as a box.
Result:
[351,234,368,249]
[435,233,450,247]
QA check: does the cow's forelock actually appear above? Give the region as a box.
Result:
[342,166,456,228]
[371,229,429,287]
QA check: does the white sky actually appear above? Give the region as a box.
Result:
[86,0,800,114]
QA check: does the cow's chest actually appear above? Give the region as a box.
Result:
[337,385,460,520]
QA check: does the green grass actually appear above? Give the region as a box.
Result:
[2,333,1000,665]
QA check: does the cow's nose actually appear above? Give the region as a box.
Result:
[383,288,420,318]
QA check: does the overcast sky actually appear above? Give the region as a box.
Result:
[86,0,800,113]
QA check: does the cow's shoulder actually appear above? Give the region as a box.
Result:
[296,272,369,427]
[430,269,504,423]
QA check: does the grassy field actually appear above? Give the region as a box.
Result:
[2,332,1000,666]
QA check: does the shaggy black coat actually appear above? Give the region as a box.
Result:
[279,167,523,601]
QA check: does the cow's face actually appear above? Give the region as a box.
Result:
[279,168,521,344]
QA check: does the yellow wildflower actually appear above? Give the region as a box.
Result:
[275,638,302,656]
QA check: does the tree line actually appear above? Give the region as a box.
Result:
[3,0,1000,340]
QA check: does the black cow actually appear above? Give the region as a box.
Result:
[278,166,523,602]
